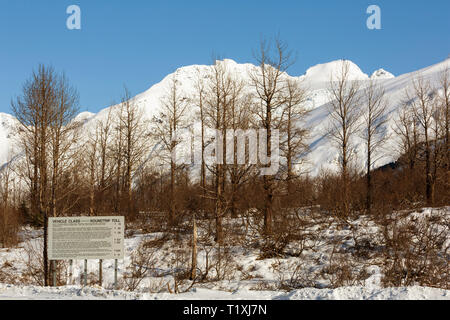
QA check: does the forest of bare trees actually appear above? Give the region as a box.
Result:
[0,40,449,290]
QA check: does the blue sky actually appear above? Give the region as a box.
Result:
[1,0,449,114]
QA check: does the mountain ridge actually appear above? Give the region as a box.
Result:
[1,58,449,176]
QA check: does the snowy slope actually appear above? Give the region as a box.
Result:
[0,113,20,166]
[1,58,449,176]
[0,207,448,300]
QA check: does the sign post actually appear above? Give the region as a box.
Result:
[99,259,103,286]
[48,216,125,288]
[69,259,73,285]
[84,259,87,287]
[52,261,56,286]
[114,259,118,290]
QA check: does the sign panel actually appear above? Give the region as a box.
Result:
[48,216,124,260]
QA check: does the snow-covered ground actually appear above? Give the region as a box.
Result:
[1,207,448,300]
[0,283,448,300]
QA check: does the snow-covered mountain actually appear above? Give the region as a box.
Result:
[1,58,449,176]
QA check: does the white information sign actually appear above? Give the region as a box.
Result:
[48,216,124,260]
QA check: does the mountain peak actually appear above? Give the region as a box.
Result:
[303,60,369,82]
[370,68,395,80]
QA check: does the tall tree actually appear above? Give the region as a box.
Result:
[156,75,188,225]
[13,65,55,286]
[112,104,125,215]
[279,78,309,194]
[49,74,80,219]
[204,60,233,243]
[227,79,254,217]
[97,109,114,213]
[193,68,208,206]
[327,60,362,216]
[360,80,388,213]
[438,68,450,188]
[85,127,99,216]
[249,37,294,234]
[408,77,435,205]
[118,88,150,219]
[12,65,79,286]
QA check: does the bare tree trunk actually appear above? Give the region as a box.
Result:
[40,105,49,287]
[215,100,224,243]
[170,155,176,225]
[200,92,206,208]
[327,60,362,216]
[193,69,207,211]
[118,89,149,219]
[366,144,372,212]
[156,75,187,227]
[264,107,273,234]
[190,214,198,280]
[203,60,233,243]
[281,79,309,197]
[250,37,294,234]
[425,130,432,205]
[410,77,435,206]
[438,69,450,196]
[88,133,97,217]
[98,110,113,214]
[361,80,388,213]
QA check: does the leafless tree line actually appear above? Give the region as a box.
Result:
[327,60,449,216]
[1,39,449,288]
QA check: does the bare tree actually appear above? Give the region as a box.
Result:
[393,100,419,170]
[47,76,80,287]
[190,214,198,280]
[111,105,125,215]
[0,155,19,248]
[12,65,79,286]
[155,75,188,225]
[437,68,450,189]
[97,109,114,213]
[430,106,444,205]
[118,88,150,218]
[12,65,55,286]
[193,68,208,206]
[204,60,233,243]
[327,60,362,216]
[360,80,388,212]
[408,77,436,205]
[49,74,80,219]
[227,80,255,218]
[250,37,294,234]
[279,78,310,193]
[85,128,99,216]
